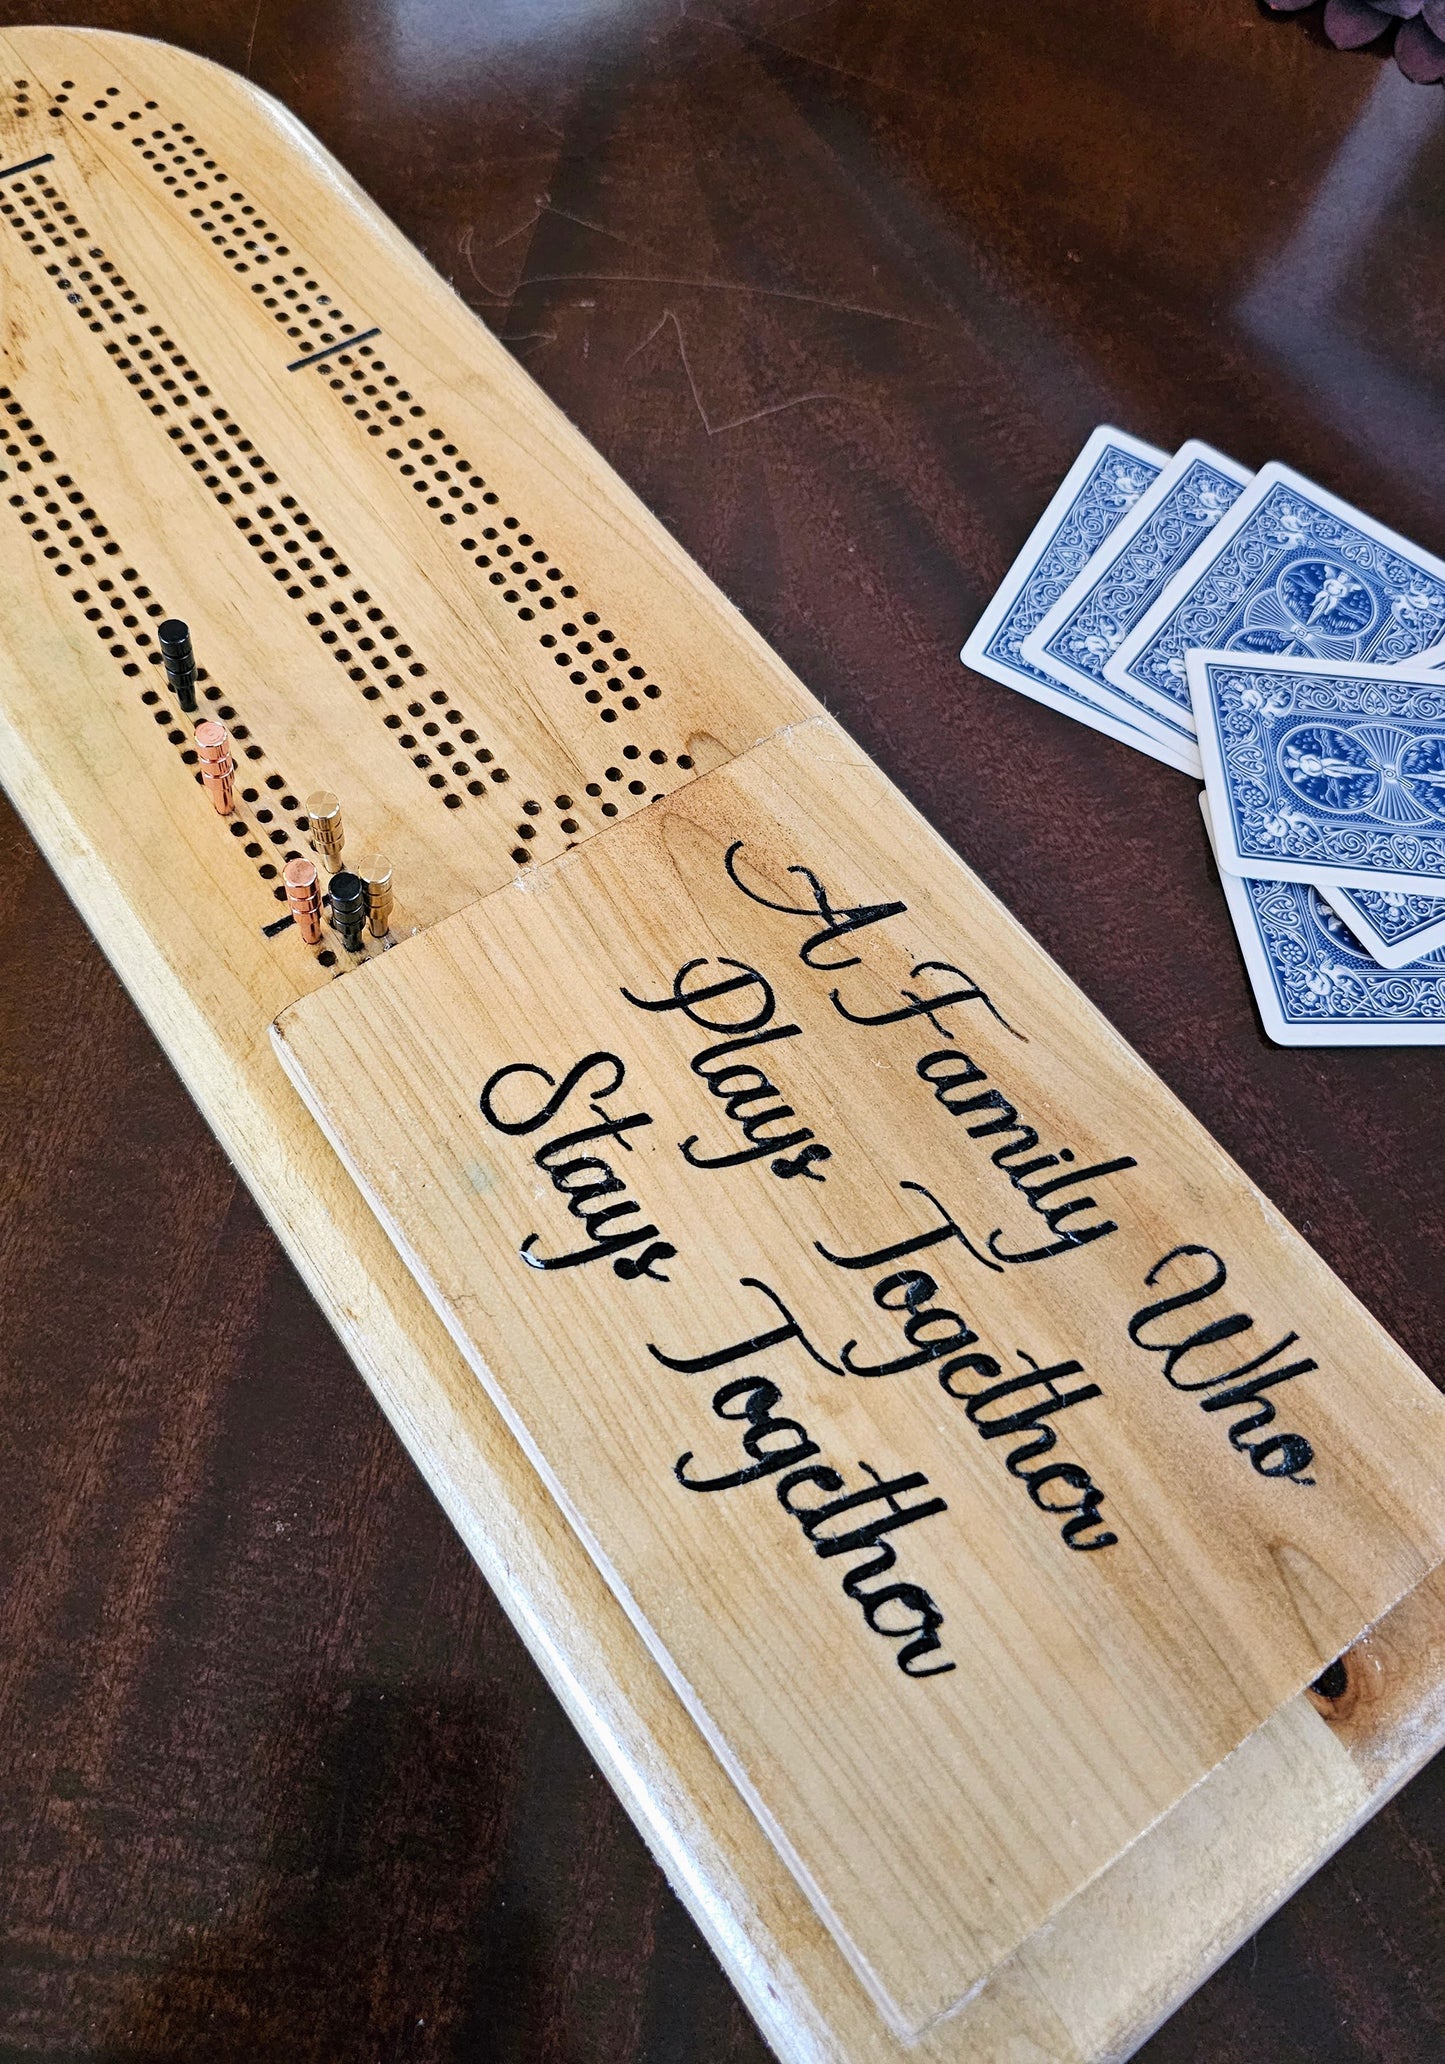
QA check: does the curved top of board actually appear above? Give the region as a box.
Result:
[0,22,813,985]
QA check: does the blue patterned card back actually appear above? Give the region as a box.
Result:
[1203,797,1445,1042]
[1219,867,1445,1044]
[1317,882,1445,971]
[1191,653,1445,896]
[1109,465,1445,723]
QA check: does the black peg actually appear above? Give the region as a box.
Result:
[158,618,197,715]
[327,870,367,954]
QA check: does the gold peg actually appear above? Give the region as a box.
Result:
[355,851,394,938]
[306,790,344,872]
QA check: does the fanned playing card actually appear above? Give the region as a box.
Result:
[1314,882,1445,971]
[1190,652,1445,897]
[1203,798,1445,1044]
[960,426,1178,762]
[1022,439,1252,775]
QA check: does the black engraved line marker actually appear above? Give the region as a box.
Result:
[0,152,55,181]
[288,328,380,372]
[261,912,296,937]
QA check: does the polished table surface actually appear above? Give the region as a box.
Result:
[3,1,1445,2057]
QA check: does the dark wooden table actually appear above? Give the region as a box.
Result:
[3,2,1444,2057]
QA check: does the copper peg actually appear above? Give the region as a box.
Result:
[306,790,345,872]
[355,851,394,937]
[283,856,323,945]
[194,719,235,817]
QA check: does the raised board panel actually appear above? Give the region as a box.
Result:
[274,715,1445,2034]
[2,28,1444,2064]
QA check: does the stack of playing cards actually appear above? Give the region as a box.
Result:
[961,426,1445,1046]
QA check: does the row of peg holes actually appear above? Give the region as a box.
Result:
[118,96,691,864]
[0,171,524,827]
[0,141,486,901]
[15,96,690,871]
[334,344,694,860]
[116,109,576,860]
[0,386,333,947]
[128,122,371,363]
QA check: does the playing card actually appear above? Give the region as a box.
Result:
[1189,651,1445,897]
[960,426,1191,769]
[1314,881,1445,971]
[1202,798,1445,1046]
[1021,440,1253,775]
[1106,463,1445,730]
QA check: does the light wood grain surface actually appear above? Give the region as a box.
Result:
[275,714,1445,2031]
[2,25,1445,2064]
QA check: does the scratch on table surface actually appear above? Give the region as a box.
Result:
[242,0,264,77]
[485,198,925,327]
[458,219,542,302]
[500,330,558,357]
[680,1,954,108]
[522,267,928,327]
[629,308,842,437]
[542,201,643,250]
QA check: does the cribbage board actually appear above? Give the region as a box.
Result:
[4,28,1445,2062]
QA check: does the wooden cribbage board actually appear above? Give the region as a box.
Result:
[4,26,1445,2060]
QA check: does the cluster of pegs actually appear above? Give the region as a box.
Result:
[163,618,394,957]
[286,793,393,953]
